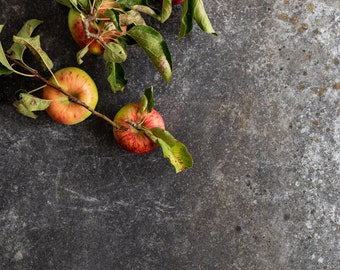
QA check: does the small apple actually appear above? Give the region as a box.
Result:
[113,102,165,154]
[68,6,127,55]
[42,67,98,125]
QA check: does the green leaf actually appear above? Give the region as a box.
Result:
[77,0,90,9]
[13,101,38,119]
[0,24,14,75]
[12,92,51,119]
[56,0,74,8]
[103,42,127,63]
[148,127,193,173]
[130,5,160,20]
[0,63,13,75]
[179,0,216,39]
[119,10,146,26]
[116,0,161,20]
[116,0,145,5]
[15,19,42,38]
[0,43,14,75]
[179,0,194,39]
[93,0,104,10]
[192,0,216,35]
[151,127,177,146]
[116,35,137,47]
[56,0,87,10]
[104,9,123,32]
[127,25,172,83]
[76,45,89,64]
[19,92,51,111]
[12,35,53,71]
[106,61,127,92]
[140,86,154,114]
[7,19,43,61]
[160,0,173,23]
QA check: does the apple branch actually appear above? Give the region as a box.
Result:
[6,54,124,130]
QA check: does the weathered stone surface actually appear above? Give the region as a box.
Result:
[0,0,339,269]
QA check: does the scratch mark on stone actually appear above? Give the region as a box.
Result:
[154,201,175,212]
[64,187,99,203]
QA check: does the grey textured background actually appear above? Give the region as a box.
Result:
[0,0,339,269]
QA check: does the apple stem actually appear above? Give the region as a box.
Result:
[6,54,125,130]
[125,120,159,145]
[82,15,105,45]
[125,120,139,129]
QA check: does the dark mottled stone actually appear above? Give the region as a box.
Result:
[1,1,339,269]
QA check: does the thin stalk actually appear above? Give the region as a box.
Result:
[28,84,46,94]
[9,63,36,77]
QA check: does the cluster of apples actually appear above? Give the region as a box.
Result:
[43,0,211,156]
[67,0,186,54]
[1,0,216,172]
[67,0,127,56]
[66,0,185,56]
[42,67,165,155]
[58,0,216,93]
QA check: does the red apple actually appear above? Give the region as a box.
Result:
[42,67,98,125]
[68,6,127,55]
[113,102,165,154]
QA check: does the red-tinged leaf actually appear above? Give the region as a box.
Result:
[147,127,193,173]
[127,25,172,83]
[7,19,43,61]
[12,35,53,71]
[103,42,127,63]
[12,92,51,119]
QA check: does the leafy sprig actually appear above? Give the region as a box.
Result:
[57,0,173,93]
[56,0,216,92]
[0,20,193,173]
[137,87,193,173]
[116,0,217,37]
